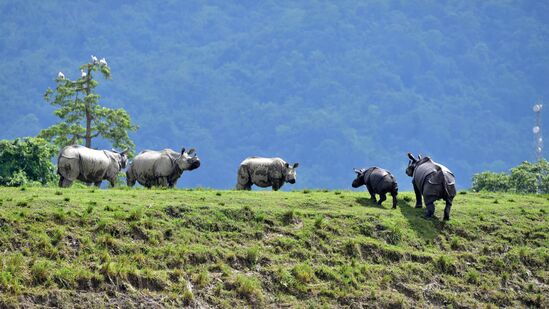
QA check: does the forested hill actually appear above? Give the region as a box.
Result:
[1,1,548,189]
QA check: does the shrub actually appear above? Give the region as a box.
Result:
[0,137,57,186]
[510,160,549,193]
[472,160,549,193]
[471,172,511,192]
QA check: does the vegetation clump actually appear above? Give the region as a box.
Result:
[472,160,549,193]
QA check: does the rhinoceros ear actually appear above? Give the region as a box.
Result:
[418,154,422,160]
[284,162,290,168]
[407,153,417,162]
[293,163,299,168]
[187,148,196,155]
[121,149,129,156]
[180,147,186,155]
[353,168,361,174]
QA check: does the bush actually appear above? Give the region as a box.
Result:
[510,160,549,193]
[0,137,57,186]
[472,160,549,193]
[471,172,511,192]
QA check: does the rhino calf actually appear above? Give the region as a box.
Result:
[57,145,128,188]
[236,157,299,191]
[352,167,398,208]
[126,148,200,188]
[406,153,456,220]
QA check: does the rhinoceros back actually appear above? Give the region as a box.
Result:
[58,146,111,182]
[130,149,180,184]
[365,167,393,192]
[415,159,456,197]
[240,157,285,187]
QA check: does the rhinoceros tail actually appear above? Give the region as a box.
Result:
[435,165,451,199]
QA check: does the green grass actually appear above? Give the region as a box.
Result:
[0,187,547,308]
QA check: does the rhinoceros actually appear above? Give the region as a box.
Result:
[236,157,299,191]
[126,148,200,188]
[406,153,456,220]
[57,145,128,188]
[352,167,398,208]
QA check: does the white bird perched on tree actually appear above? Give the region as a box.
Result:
[81,69,87,78]
[57,72,65,80]
[91,55,98,64]
[99,57,108,67]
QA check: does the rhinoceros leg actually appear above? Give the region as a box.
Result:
[391,191,398,209]
[94,181,102,187]
[413,182,423,208]
[378,193,386,205]
[365,183,377,203]
[157,177,169,187]
[236,166,252,190]
[126,170,136,187]
[443,198,453,221]
[424,195,437,218]
[108,177,117,187]
[236,182,252,190]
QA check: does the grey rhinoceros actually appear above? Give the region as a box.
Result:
[57,145,128,188]
[236,157,299,191]
[406,153,456,220]
[352,167,398,208]
[126,148,200,188]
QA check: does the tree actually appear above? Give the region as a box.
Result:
[38,57,137,152]
[0,137,57,186]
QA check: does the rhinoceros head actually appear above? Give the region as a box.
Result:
[352,168,366,188]
[176,147,201,171]
[406,153,422,177]
[283,162,299,184]
[111,149,129,169]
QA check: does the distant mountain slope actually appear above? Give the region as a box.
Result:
[1,1,548,189]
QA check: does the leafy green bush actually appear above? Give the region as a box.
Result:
[510,160,549,193]
[472,160,549,193]
[0,137,57,186]
[471,172,511,192]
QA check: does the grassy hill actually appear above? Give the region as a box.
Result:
[0,187,547,308]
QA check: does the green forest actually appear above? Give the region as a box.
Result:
[1,1,548,189]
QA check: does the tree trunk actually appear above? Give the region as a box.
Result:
[84,66,92,148]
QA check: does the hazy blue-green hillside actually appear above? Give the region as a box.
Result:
[1,1,548,189]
